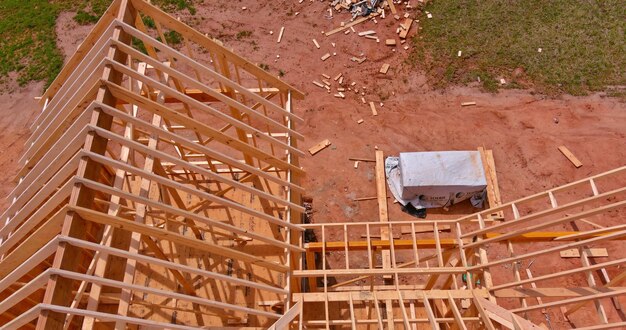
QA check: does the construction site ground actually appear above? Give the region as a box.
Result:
[0,1,624,328]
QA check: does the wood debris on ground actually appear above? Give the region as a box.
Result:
[311,1,422,116]
[309,139,332,155]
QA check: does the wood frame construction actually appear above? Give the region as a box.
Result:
[1,0,625,329]
[0,0,305,328]
[295,160,626,329]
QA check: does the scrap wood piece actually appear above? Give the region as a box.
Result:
[325,13,380,36]
[359,30,377,36]
[333,72,343,81]
[379,63,390,74]
[321,53,331,61]
[560,248,608,258]
[558,146,583,168]
[312,38,320,49]
[399,18,413,39]
[385,39,396,46]
[277,26,285,43]
[386,0,397,14]
[312,81,325,88]
[369,101,378,116]
[308,139,331,155]
[461,102,476,107]
[350,56,367,64]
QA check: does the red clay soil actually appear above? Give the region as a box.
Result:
[0,1,624,328]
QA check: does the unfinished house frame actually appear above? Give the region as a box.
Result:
[0,0,625,329]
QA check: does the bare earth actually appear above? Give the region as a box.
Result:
[0,1,624,327]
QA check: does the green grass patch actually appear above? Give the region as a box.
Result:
[0,0,65,88]
[0,0,196,91]
[412,0,626,95]
[74,10,100,25]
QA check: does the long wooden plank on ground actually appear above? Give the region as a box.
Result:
[375,151,392,281]
[558,146,583,168]
[560,248,608,258]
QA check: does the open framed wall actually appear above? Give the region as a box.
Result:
[294,162,626,329]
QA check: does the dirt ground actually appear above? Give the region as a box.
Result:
[0,0,624,328]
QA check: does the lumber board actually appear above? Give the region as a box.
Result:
[305,239,462,252]
[308,139,331,155]
[558,146,583,168]
[369,101,378,116]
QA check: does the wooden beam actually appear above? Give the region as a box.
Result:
[558,146,583,168]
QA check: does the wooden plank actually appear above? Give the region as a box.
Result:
[399,18,413,39]
[558,146,583,168]
[386,0,397,14]
[369,102,378,116]
[375,150,392,284]
[308,139,331,155]
[277,26,285,43]
[494,287,626,298]
[294,289,488,302]
[379,63,390,74]
[560,248,608,258]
